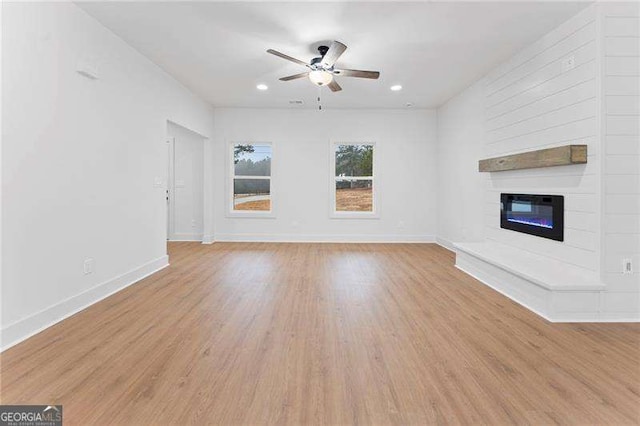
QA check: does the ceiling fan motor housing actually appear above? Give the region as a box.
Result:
[310,58,335,74]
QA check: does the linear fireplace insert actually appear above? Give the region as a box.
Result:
[500,193,564,241]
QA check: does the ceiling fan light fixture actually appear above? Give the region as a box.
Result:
[308,70,333,86]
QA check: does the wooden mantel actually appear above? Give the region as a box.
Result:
[479,144,587,172]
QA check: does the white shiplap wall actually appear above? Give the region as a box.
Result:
[482,6,600,274]
[601,2,640,318]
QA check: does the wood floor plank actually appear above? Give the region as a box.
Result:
[1,242,638,425]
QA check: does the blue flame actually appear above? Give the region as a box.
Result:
[507,216,553,229]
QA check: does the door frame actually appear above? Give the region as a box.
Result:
[166,136,176,241]
[166,120,207,243]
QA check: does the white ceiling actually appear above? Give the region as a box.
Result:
[78,1,590,109]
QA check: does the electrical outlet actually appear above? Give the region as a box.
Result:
[83,258,94,275]
[191,219,197,229]
[623,258,633,275]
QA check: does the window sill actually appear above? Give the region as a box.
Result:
[330,212,380,220]
[226,211,276,219]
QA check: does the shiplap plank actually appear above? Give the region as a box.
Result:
[606,194,640,215]
[486,21,596,95]
[485,136,598,158]
[488,98,596,142]
[566,210,597,230]
[486,42,596,107]
[486,5,596,84]
[486,117,596,157]
[565,194,598,213]
[606,233,640,253]
[605,16,640,37]
[605,75,640,95]
[485,174,597,193]
[605,36,640,57]
[605,213,640,234]
[606,115,640,135]
[487,62,596,119]
[606,174,640,194]
[605,155,640,175]
[601,290,640,310]
[485,230,597,271]
[603,3,640,20]
[488,79,595,130]
[606,135,640,154]
[606,56,640,76]
[602,274,640,292]
[606,95,640,115]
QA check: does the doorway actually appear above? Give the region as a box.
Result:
[166,121,205,242]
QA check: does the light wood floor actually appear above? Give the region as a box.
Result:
[1,242,639,425]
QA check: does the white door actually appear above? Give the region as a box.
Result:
[167,122,204,241]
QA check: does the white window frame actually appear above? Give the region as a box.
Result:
[329,141,378,219]
[227,141,275,218]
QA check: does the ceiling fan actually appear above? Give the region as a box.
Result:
[267,41,380,92]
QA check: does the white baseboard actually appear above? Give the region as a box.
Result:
[435,237,455,252]
[212,233,436,243]
[0,255,169,352]
[202,234,215,244]
[168,233,203,242]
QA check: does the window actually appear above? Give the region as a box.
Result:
[230,143,272,215]
[331,142,376,216]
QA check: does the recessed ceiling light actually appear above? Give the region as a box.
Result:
[390,85,402,91]
[256,84,268,91]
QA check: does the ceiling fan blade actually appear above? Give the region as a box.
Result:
[321,41,347,68]
[279,72,309,81]
[267,49,309,67]
[334,69,380,79]
[327,80,342,92]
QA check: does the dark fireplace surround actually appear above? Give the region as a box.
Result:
[500,193,564,241]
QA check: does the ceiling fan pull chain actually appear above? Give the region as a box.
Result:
[317,88,322,111]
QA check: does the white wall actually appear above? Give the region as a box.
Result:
[1,2,215,350]
[0,0,4,345]
[436,81,486,250]
[600,2,640,317]
[211,108,437,242]
[167,122,205,241]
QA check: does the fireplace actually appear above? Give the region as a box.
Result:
[500,193,564,241]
